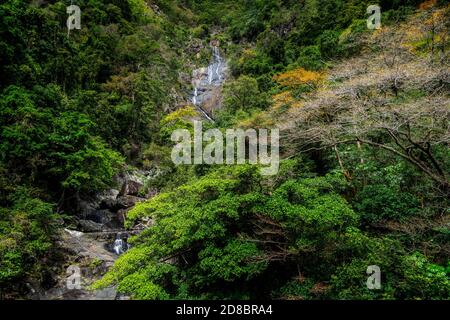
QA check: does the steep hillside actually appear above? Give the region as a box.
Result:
[0,0,449,300]
[0,0,206,298]
[92,3,449,300]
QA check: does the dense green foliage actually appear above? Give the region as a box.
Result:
[96,164,449,299]
[0,0,194,294]
[0,188,58,288]
[190,0,424,75]
[1,0,449,299]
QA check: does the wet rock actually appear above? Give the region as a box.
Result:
[36,229,120,300]
[97,189,119,209]
[116,195,145,209]
[117,171,146,196]
[78,209,123,231]
[41,166,157,300]
[117,208,130,225]
[42,286,118,300]
[58,229,117,262]
[121,179,142,196]
[78,200,99,219]
[116,294,131,300]
[77,219,103,233]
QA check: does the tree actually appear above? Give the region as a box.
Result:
[273,67,324,89]
[0,85,124,196]
[281,14,449,190]
[0,188,59,295]
[223,75,270,111]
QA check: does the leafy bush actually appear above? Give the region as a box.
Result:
[317,30,341,59]
[330,229,449,299]
[294,46,324,71]
[223,75,271,112]
[0,85,124,194]
[355,184,420,223]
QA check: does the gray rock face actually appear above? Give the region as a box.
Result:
[116,195,145,209]
[116,170,149,197]
[121,179,142,196]
[37,229,120,300]
[42,166,157,300]
[97,189,120,208]
[75,169,156,233]
[60,229,118,262]
[77,219,103,233]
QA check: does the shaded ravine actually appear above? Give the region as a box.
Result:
[38,171,155,300]
[41,43,228,301]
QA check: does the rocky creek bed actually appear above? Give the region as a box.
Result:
[28,169,156,300]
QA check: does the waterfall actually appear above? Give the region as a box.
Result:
[198,106,214,122]
[192,87,198,105]
[113,234,129,255]
[191,44,227,122]
[208,65,213,84]
[113,238,124,255]
[213,46,222,81]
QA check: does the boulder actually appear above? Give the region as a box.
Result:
[77,200,99,219]
[116,171,145,196]
[121,179,142,196]
[77,219,103,233]
[117,208,130,225]
[97,189,119,209]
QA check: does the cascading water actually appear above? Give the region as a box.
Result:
[193,87,198,105]
[191,44,228,121]
[208,65,213,84]
[113,238,123,255]
[213,46,223,82]
[112,234,129,255]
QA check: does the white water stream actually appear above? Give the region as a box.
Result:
[191,45,227,121]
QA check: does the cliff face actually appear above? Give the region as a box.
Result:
[191,44,229,121]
